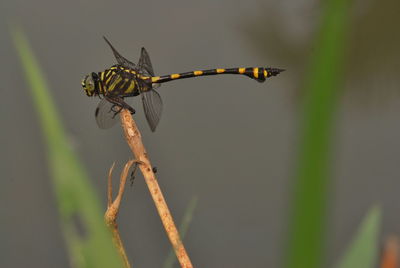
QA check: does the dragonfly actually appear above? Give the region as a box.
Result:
[82,37,284,132]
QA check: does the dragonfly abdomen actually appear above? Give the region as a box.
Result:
[151,67,284,84]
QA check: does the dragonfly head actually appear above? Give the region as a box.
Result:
[82,72,100,97]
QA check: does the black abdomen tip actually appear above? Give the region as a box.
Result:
[267,68,285,77]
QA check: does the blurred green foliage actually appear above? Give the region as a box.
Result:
[12,28,124,268]
[242,0,394,266]
[284,0,353,267]
[335,206,381,268]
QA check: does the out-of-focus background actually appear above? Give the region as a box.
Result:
[1,0,399,267]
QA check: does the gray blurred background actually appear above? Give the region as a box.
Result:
[1,0,399,267]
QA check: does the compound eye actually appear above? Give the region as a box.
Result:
[82,75,95,96]
[86,76,94,90]
[91,72,99,81]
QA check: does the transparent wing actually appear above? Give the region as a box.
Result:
[103,36,136,69]
[152,83,161,89]
[95,98,119,129]
[137,47,155,77]
[141,90,163,132]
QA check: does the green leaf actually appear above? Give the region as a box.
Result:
[285,0,353,267]
[11,28,124,268]
[335,206,381,268]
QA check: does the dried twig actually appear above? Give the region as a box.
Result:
[119,109,193,268]
[105,160,140,268]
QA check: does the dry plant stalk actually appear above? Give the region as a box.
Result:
[105,160,138,268]
[119,109,193,268]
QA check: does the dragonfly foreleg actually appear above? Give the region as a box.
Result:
[105,96,136,115]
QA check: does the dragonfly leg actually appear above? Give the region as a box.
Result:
[130,162,139,186]
[129,160,146,186]
[105,96,136,115]
[130,163,158,186]
[110,104,120,113]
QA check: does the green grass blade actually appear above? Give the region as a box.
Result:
[11,28,124,268]
[285,0,352,268]
[335,206,381,268]
[163,196,198,268]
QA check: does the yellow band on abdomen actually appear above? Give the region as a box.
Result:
[253,68,259,79]
[151,76,160,83]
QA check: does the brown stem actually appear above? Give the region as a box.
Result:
[119,109,193,268]
[105,160,137,268]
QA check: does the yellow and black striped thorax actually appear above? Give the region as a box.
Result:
[97,65,151,96]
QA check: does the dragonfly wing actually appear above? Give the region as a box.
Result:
[141,89,163,132]
[95,98,119,129]
[103,37,137,69]
[137,47,155,77]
